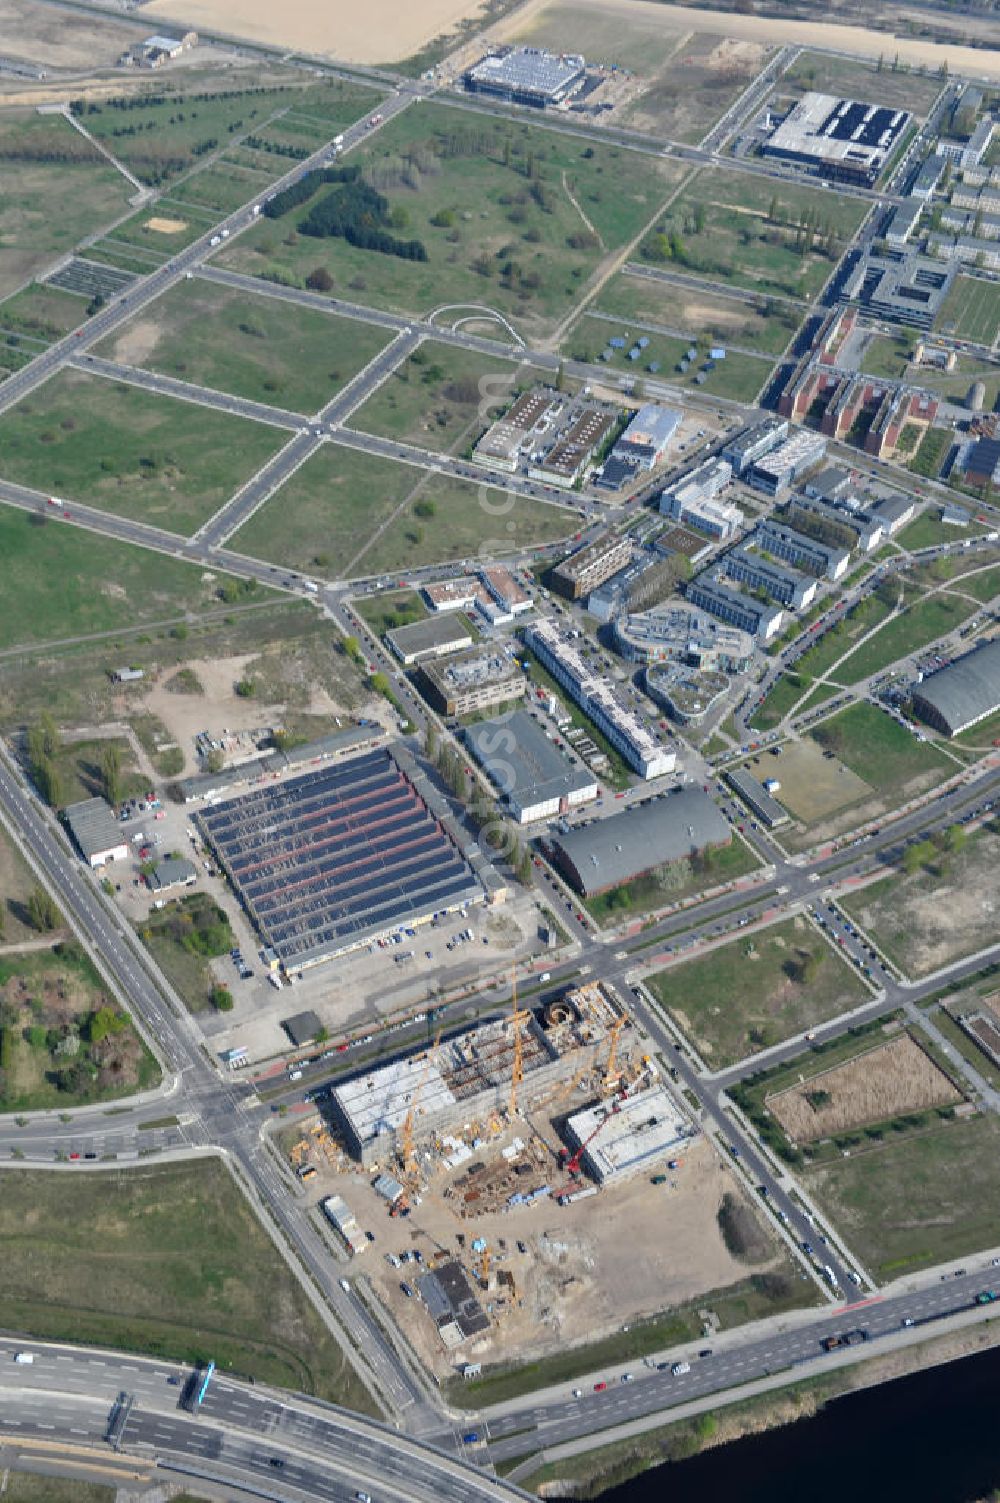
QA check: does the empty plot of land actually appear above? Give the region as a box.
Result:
[0,113,132,297]
[563,314,771,403]
[809,702,953,799]
[935,276,1000,349]
[0,0,139,70]
[836,593,979,684]
[100,279,392,414]
[779,50,943,115]
[840,824,1000,979]
[593,268,802,356]
[806,1113,1000,1277]
[0,369,285,535]
[221,101,684,339]
[648,915,869,1067]
[353,341,526,455]
[97,203,217,257]
[0,283,88,343]
[744,737,871,826]
[640,168,867,301]
[767,1032,961,1144]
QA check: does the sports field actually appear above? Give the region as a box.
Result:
[0,113,132,297]
[935,275,1000,348]
[220,101,685,338]
[100,280,392,415]
[640,168,867,301]
[805,1113,1000,1277]
[353,341,527,455]
[647,915,869,1066]
[230,443,576,576]
[592,268,804,357]
[0,370,285,535]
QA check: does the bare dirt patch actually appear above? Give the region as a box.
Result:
[145,216,189,235]
[746,738,871,827]
[0,0,139,73]
[767,1032,961,1144]
[108,318,162,368]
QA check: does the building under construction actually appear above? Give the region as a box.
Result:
[329,982,636,1168]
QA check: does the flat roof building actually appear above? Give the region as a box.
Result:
[551,788,732,895]
[660,458,741,539]
[422,579,483,612]
[418,646,526,718]
[912,639,1000,736]
[910,155,944,199]
[385,614,473,665]
[724,547,819,610]
[551,533,633,600]
[465,710,598,823]
[725,767,790,828]
[756,517,851,580]
[763,92,911,186]
[464,47,586,107]
[565,1082,692,1183]
[722,417,789,475]
[614,603,753,671]
[596,403,681,491]
[528,407,617,488]
[687,574,784,642]
[749,430,827,495]
[64,798,129,868]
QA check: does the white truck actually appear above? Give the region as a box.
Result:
[13,1352,34,1364]
[209,235,221,247]
[333,133,345,149]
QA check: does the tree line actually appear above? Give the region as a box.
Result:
[262,162,360,218]
[300,180,428,261]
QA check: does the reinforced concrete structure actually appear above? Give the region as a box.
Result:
[464,47,586,108]
[687,574,784,642]
[550,533,634,600]
[565,1080,692,1183]
[614,603,753,671]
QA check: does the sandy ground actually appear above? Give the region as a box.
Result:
[496,0,1000,82]
[0,0,140,72]
[317,1134,777,1377]
[143,0,489,63]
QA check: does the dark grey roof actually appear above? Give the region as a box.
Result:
[725,767,790,828]
[283,1010,322,1047]
[913,639,1000,734]
[148,856,196,891]
[465,711,595,814]
[385,615,471,662]
[552,789,730,894]
[64,798,124,860]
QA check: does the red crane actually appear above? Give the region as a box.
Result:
[560,1097,622,1180]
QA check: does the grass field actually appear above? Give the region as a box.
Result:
[809,702,953,796]
[0,507,235,649]
[840,823,1000,978]
[835,592,979,683]
[170,159,275,213]
[0,1479,113,1503]
[94,200,217,259]
[592,268,803,356]
[232,442,575,576]
[935,275,1000,347]
[647,915,869,1066]
[744,737,871,826]
[0,370,285,535]
[805,1112,1000,1277]
[897,508,983,550]
[0,283,89,344]
[562,314,771,402]
[0,112,133,297]
[639,168,867,301]
[221,100,684,338]
[752,671,814,730]
[780,52,943,115]
[353,341,526,454]
[0,1158,375,1408]
[75,77,380,185]
[791,591,902,681]
[0,942,159,1113]
[100,279,392,415]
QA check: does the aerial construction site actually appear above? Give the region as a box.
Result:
[286,981,788,1377]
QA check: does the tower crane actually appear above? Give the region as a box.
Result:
[508,967,527,1120]
[604,1014,626,1084]
[397,1031,441,1186]
[558,1094,622,1181]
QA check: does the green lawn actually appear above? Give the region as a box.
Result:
[0,112,133,297]
[353,341,526,454]
[171,159,276,213]
[897,509,986,550]
[647,915,870,1067]
[220,101,684,338]
[805,1113,1000,1277]
[0,1478,113,1503]
[563,314,772,402]
[0,283,89,343]
[792,590,902,681]
[0,943,159,1113]
[586,838,761,925]
[0,1158,375,1409]
[0,370,285,535]
[839,823,1000,979]
[100,279,392,414]
[232,442,576,577]
[809,701,953,794]
[935,274,1000,346]
[639,168,867,301]
[835,593,979,683]
[908,426,952,481]
[0,506,237,649]
[94,200,218,257]
[591,268,803,356]
[752,671,814,731]
[355,588,427,637]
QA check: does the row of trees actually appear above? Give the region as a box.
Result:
[300,181,428,261]
[263,163,360,220]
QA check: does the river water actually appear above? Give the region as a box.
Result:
[600,1343,1000,1503]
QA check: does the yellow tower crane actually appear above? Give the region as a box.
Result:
[508,969,527,1120]
[604,1014,626,1084]
[398,1030,442,1186]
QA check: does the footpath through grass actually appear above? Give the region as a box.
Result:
[0,1158,376,1411]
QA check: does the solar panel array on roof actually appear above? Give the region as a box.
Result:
[197,749,484,968]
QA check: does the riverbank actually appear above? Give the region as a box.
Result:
[516,1316,1000,1498]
